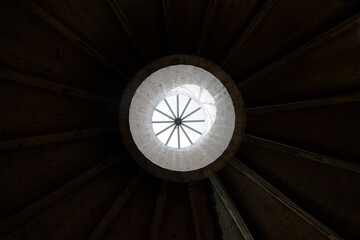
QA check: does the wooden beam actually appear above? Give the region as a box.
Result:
[0,126,118,151]
[209,175,254,240]
[149,180,168,240]
[246,93,360,116]
[221,0,278,67]
[161,0,172,53]
[88,170,144,240]
[0,154,121,236]
[239,12,360,89]
[188,183,202,240]
[0,69,119,104]
[20,0,129,80]
[230,159,342,240]
[197,0,218,56]
[243,135,360,174]
[108,0,149,63]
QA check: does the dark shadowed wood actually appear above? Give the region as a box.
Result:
[108,0,148,63]
[161,0,207,54]
[149,181,168,240]
[246,101,360,162]
[221,0,278,67]
[209,175,253,240]
[228,0,360,81]
[246,93,360,116]
[238,138,360,239]
[197,0,218,56]
[88,170,144,240]
[0,154,121,236]
[20,0,129,80]
[239,13,360,107]
[229,159,341,240]
[0,127,118,151]
[0,69,119,104]
[188,181,217,240]
[243,135,360,173]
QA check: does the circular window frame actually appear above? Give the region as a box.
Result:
[119,55,246,182]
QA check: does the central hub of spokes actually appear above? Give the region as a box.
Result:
[174,118,182,126]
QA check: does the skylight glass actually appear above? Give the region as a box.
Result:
[152,95,205,148]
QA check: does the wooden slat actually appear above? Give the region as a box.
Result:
[88,170,144,240]
[197,0,218,56]
[188,183,202,240]
[246,93,360,116]
[108,0,149,63]
[0,126,118,151]
[20,0,129,80]
[0,154,121,236]
[239,13,360,89]
[221,0,278,67]
[230,159,342,240]
[243,135,360,174]
[209,175,254,240]
[161,0,172,53]
[149,181,168,240]
[0,69,119,104]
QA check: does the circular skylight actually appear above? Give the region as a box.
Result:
[119,55,246,182]
[152,95,205,149]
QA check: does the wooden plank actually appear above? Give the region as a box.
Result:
[108,0,149,63]
[0,69,119,104]
[238,13,360,106]
[149,181,168,240]
[20,0,129,80]
[230,159,342,240]
[246,93,360,116]
[244,135,360,174]
[197,0,218,56]
[0,154,121,236]
[88,170,144,240]
[221,0,278,67]
[188,181,217,240]
[0,126,118,151]
[209,175,254,240]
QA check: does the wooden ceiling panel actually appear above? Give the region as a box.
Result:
[224,0,360,81]
[33,0,142,75]
[200,0,265,62]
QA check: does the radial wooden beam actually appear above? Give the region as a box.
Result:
[149,180,168,240]
[243,135,360,174]
[197,0,218,56]
[239,12,360,88]
[161,0,172,53]
[230,158,342,239]
[108,0,149,63]
[0,154,121,236]
[0,69,119,104]
[209,175,254,240]
[246,93,360,116]
[20,0,129,80]
[0,126,118,151]
[88,170,144,240]
[221,0,278,67]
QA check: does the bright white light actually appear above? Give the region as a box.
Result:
[152,95,205,149]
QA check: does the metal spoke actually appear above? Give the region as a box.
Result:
[164,98,176,119]
[177,125,180,148]
[182,120,205,123]
[156,123,175,136]
[152,121,174,123]
[180,125,193,145]
[155,108,174,120]
[182,123,202,135]
[177,95,179,118]
[179,98,191,119]
[182,107,201,120]
[166,125,177,145]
